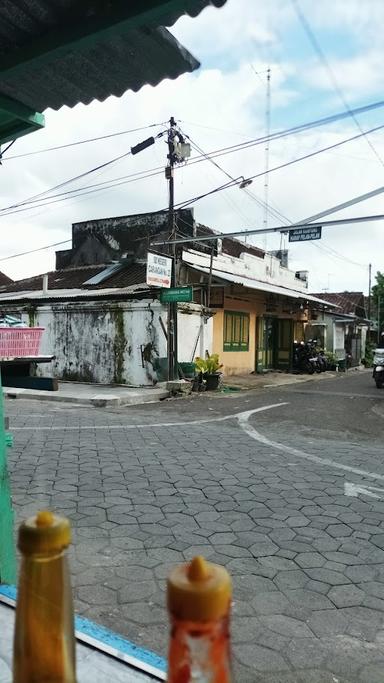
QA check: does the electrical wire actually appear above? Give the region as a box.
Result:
[184,132,286,227]
[1,121,383,223]
[0,140,16,157]
[1,148,135,213]
[1,122,167,161]
[309,240,368,269]
[291,0,384,168]
[182,98,384,162]
[2,99,384,217]
[175,123,384,210]
[0,169,164,218]
[0,239,72,262]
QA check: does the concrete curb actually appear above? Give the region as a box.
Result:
[3,386,169,407]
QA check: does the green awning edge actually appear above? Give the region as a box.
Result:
[0,94,44,145]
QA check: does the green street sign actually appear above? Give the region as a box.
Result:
[160,286,193,303]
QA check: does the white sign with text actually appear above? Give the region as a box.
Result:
[146,252,172,288]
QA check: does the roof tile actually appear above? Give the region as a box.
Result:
[0,263,147,293]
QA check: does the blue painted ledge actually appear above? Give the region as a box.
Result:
[0,584,166,673]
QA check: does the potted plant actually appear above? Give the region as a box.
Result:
[325,351,337,371]
[195,353,223,391]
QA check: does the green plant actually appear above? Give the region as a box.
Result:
[362,340,376,368]
[324,351,337,365]
[195,353,223,375]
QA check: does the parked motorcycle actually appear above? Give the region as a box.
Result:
[308,339,327,373]
[317,348,328,373]
[293,341,319,374]
[373,348,384,388]
[292,339,328,374]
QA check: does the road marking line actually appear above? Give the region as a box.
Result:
[11,402,287,431]
[344,482,384,499]
[238,409,384,483]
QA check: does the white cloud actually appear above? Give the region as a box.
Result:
[300,49,384,102]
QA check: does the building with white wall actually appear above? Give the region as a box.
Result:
[0,210,335,384]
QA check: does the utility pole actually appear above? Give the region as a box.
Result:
[368,262,372,321]
[165,117,191,381]
[166,116,177,381]
[378,294,381,344]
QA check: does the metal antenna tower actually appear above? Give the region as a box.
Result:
[263,67,271,251]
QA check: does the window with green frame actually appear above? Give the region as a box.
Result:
[223,311,250,351]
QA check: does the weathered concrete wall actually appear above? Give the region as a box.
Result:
[14,301,167,386]
[56,209,195,268]
[5,299,210,385]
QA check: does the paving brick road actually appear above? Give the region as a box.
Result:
[6,371,384,682]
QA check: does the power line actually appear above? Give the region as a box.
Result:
[153,214,384,246]
[1,122,167,161]
[2,99,384,218]
[179,120,250,138]
[184,132,288,228]
[187,98,384,163]
[309,240,368,269]
[2,121,383,223]
[0,132,164,214]
[1,148,134,213]
[291,0,384,168]
[184,136,257,225]
[175,123,384,211]
[0,170,164,218]
[0,239,71,262]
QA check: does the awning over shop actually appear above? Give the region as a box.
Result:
[188,263,338,307]
[0,0,226,144]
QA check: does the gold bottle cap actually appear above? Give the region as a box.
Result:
[167,556,232,621]
[18,510,71,555]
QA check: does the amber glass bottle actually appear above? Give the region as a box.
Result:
[13,510,77,683]
[167,556,232,683]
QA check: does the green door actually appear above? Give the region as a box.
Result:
[256,317,277,371]
[276,319,294,370]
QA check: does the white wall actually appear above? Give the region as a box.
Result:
[360,326,367,359]
[183,248,308,292]
[333,322,346,354]
[177,303,213,362]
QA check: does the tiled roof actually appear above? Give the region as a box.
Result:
[0,271,13,287]
[311,291,366,317]
[0,263,147,294]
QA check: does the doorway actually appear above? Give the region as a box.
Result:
[256,317,277,371]
[256,317,293,372]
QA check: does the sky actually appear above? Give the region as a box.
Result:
[1,0,384,294]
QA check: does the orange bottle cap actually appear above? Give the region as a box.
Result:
[18,510,71,555]
[167,556,231,621]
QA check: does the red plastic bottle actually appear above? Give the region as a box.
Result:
[167,556,232,683]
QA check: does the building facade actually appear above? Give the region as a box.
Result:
[181,247,331,376]
[307,292,369,365]
[0,210,334,384]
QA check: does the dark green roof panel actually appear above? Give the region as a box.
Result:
[0,1,226,111]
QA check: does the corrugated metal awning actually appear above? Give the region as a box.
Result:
[0,0,226,143]
[188,263,338,307]
[0,284,150,302]
[0,1,226,111]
